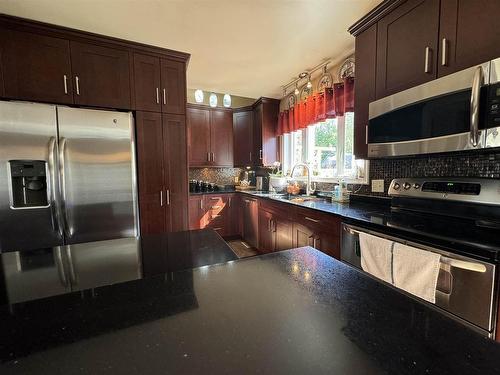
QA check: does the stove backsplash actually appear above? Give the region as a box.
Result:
[189,167,242,186]
[355,150,500,197]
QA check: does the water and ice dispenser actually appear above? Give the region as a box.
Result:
[9,161,48,208]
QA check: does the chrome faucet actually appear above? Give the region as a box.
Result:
[290,163,316,196]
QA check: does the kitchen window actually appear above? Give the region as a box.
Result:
[281,112,368,184]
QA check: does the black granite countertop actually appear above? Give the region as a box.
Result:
[1,245,500,374]
[237,191,500,262]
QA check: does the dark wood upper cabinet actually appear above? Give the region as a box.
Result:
[70,41,131,109]
[375,0,440,98]
[160,58,186,115]
[187,106,211,166]
[353,24,377,159]
[133,53,161,112]
[135,111,165,235]
[233,109,253,166]
[253,98,280,166]
[0,28,73,104]
[163,114,188,232]
[210,109,233,167]
[187,105,233,167]
[438,0,500,77]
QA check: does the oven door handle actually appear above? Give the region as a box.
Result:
[440,257,487,273]
[343,225,487,273]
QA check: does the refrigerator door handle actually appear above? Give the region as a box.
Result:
[48,137,63,237]
[58,137,71,238]
[54,247,69,287]
[64,246,77,285]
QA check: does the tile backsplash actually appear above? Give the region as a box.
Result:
[189,167,242,186]
[355,150,500,196]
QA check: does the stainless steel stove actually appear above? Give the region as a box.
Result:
[342,178,500,338]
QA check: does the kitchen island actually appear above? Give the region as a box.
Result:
[1,231,500,374]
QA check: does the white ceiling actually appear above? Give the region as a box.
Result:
[0,0,381,99]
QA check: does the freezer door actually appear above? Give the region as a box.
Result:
[57,107,138,244]
[0,101,63,252]
[64,237,142,291]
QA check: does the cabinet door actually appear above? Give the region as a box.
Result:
[376,0,440,98]
[70,41,131,109]
[0,29,73,104]
[188,195,205,230]
[258,209,274,253]
[133,53,161,112]
[275,217,293,252]
[353,24,377,159]
[160,58,186,114]
[233,110,253,166]
[292,223,314,248]
[242,198,259,248]
[313,232,340,259]
[439,0,500,77]
[135,111,165,234]
[210,109,233,167]
[227,194,239,237]
[253,102,263,166]
[163,114,188,232]
[187,106,211,166]
[260,99,280,166]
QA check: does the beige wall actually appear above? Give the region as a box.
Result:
[187,89,255,108]
[279,55,354,112]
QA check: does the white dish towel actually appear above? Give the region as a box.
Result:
[359,232,394,284]
[393,243,441,303]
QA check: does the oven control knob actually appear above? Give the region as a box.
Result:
[393,182,401,190]
[413,183,421,189]
[403,182,411,190]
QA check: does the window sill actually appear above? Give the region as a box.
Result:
[312,176,369,185]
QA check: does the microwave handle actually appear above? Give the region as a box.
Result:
[470,66,483,147]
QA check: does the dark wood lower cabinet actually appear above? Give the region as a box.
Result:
[188,193,238,237]
[258,209,274,253]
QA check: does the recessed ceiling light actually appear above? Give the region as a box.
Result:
[209,93,217,107]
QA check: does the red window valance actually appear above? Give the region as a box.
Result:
[276,77,355,136]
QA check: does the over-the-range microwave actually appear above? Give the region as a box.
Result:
[367,57,500,158]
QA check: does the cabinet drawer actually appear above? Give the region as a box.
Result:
[260,198,291,218]
[295,207,340,235]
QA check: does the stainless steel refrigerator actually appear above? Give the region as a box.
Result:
[0,101,139,252]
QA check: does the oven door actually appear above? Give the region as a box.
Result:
[341,224,497,337]
[368,61,491,158]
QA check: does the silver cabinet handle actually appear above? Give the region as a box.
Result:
[63,75,68,94]
[58,137,70,238]
[212,152,215,162]
[441,38,448,66]
[424,47,431,73]
[259,149,263,160]
[268,218,272,232]
[156,88,160,104]
[365,125,369,144]
[207,152,210,162]
[470,66,483,147]
[75,76,80,95]
[163,88,167,105]
[209,197,220,200]
[160,190,164,206]
[166,189,170,205]
[249,152,252,162]
[199,199,203,210]
[313,237,319,248]
[305,216,320,223]
[228,197,232,208]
